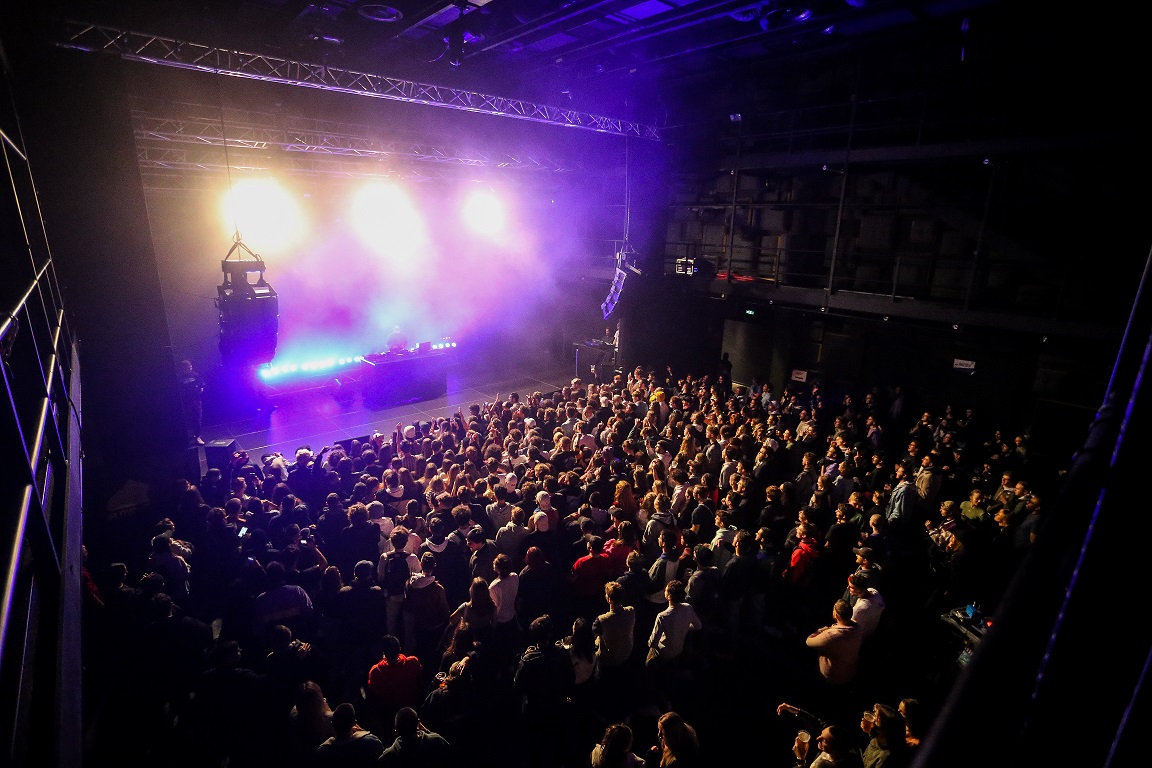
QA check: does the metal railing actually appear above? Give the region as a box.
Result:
[1,74,84,768]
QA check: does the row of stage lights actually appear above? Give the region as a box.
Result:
[256,341,458,382]
[223,179,509,253]
[258,356,364,380]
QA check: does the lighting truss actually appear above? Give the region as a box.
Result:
[134,145,492,183]
[58,21,661,141]
[131,113,578,171]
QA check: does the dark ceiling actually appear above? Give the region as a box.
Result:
[48,0,1016,125]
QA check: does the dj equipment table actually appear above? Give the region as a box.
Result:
[573,339,616,378]
[362,348,453,407]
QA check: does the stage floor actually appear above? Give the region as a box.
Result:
[200,348,579,461]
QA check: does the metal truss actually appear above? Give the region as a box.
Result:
[59,21,661,141]
[132,147,582,195]
[138,145,472,179]
[131,113,579,172]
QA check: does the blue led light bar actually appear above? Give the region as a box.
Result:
[256,339,458,382]
[258,355,364,381]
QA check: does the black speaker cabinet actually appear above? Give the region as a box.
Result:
[204,438,239,471]
[218,287,279,368]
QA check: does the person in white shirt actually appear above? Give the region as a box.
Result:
[647,579,700,662]
[489,553,520,646]
[847,572,885,640]
[645,579,701,710]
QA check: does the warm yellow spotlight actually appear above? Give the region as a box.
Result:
[352,181,427,255]
[221,178,305,252]
[462,189,505,237]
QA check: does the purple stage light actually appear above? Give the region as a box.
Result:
[258,354,362,382]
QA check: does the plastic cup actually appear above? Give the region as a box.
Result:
[798,730,811,743]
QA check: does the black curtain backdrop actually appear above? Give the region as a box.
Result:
[13,44,186,507]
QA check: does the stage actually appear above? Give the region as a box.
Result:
[197,346,575,465]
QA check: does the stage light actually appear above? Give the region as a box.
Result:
[352,181,427,257]
[221,179,304,252]
[256,354,363,382]
[463,189,505,237]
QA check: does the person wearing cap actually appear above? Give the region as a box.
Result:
[393,423,421,474]
[529,490,557,536]
[847,572,886,641]
[844,547,883,605]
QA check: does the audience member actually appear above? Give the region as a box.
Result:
[314,702,384,768]
[378,706,452,767]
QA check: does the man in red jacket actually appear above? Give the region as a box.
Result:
[569,534,616,621]
[366,634,424,733]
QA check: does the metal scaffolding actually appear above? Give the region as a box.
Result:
[58,21,661,141]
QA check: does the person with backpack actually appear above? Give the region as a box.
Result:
[378,527,419,639]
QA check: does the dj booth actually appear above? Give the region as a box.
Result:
[573,338,616,378]
[362,347,453,407]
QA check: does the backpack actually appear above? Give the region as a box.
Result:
[381,551,409,597]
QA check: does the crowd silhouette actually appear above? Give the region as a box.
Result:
[80,363,1060,768]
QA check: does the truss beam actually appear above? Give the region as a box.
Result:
[132,145,573,187]
[132,114,578,171]
[59,21,660,141]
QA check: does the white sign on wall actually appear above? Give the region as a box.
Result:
[953,359,976,370]
[791,369,809,382]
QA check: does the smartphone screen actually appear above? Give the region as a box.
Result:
[239,526,248,537]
